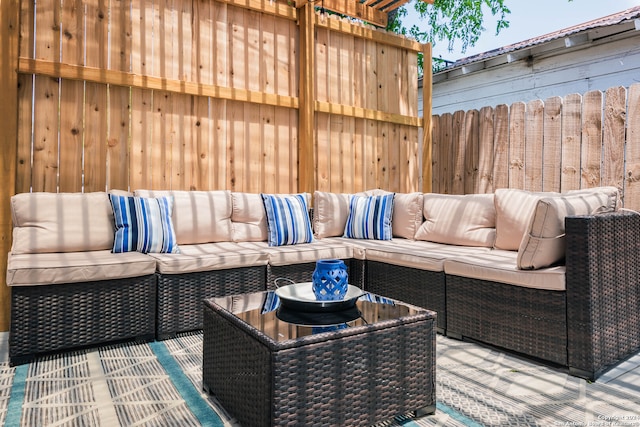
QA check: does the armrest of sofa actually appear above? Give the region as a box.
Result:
[565,211,640,380]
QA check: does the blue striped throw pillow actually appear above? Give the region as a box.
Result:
[344,194,394,240]
[109,194,179,254]
[261,194,314,246]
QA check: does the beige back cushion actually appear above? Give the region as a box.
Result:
[134,190,233,244]
[231,192,269,242]
[313,191,351,238]
[392,192,424,239]
[415,193,496,247]
[313,190,423,240]
[517,191,617,269]
[494,189,558,250]
[11,192,115,254]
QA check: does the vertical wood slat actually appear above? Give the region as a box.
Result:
[59,0,85,192]
[509,102,526,189]
[451,110,465,195]
[477,106,493,194]
[492,104,509,190]
[525,99,544,192]
[430,114,440,194]
[33,0,61,192]
[542,96,562,192]
[603,86,626,194]
[462,110,477,194]
[561,93,582,191]
[626,84,640,210]
[581,90,603,188]
[438,113,453,194]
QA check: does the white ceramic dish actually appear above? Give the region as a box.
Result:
[274,282,365,312]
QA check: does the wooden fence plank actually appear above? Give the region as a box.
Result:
[211,98,227,190]
[477,106,493,194]
[59,0,85,192]
[450,110,465,194]
[493,104,509,190]
[16,75,33,194]
[59,80,84,193]
[625,84,640,210]
[261,104,276,193]
[525,99,544,191]
[438,113,453,194]
[463,109,478,194]
[430,114,440,193]
[130,88,152,191]
[509,101,526,189]
[543,96,562,192]
[603,86,626,194]
[581,90,603,188]
[32,0,61,192]
[561,93,582,191]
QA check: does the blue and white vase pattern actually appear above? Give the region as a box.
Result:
[312,259,349,301]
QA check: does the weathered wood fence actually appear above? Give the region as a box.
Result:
[0,0,431,330]
[431,84,640,210]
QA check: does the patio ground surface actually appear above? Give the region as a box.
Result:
[2,330,640,426]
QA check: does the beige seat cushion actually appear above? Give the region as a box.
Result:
[11,192,115,254]
[415,193,496,247]
[149,242,269,274]
[444,250,566,291]
[6,250,156,286]
[361,238,492,272]
[237,240,353,267]
[517,191,617,269]
[135,190,233,244]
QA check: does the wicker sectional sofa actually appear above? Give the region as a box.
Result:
[6,187,640,381]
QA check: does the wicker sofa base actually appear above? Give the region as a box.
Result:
[366,261,446,333]
[446,275,568,366]
[156,266,267,339]
[10,274,157,365]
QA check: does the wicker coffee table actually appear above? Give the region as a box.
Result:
[202,290,436,426]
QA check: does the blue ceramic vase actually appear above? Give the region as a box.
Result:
[312,259,349,301]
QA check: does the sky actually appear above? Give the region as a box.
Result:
[404,0,640,62]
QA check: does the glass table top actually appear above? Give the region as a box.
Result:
[209,290,428,342]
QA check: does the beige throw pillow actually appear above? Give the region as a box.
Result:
[415,193,496,247]
[494,189,559,250]
[517,192,616,270]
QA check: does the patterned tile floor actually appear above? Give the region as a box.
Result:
[2,331,640,426]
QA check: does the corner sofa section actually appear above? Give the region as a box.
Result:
[6,187,640,381]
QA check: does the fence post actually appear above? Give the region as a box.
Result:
[422,43,433,193]
[298,0,316,195]
[0,0,20,331]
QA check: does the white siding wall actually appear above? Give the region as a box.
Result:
[426,31,640,116]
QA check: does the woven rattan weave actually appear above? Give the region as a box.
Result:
[156,266,266,339]
[203,291,436,426]
[10,274,157,365]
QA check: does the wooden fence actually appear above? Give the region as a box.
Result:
[0,0,430,330]
[11,0,429,196]
[431,84,640,210]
